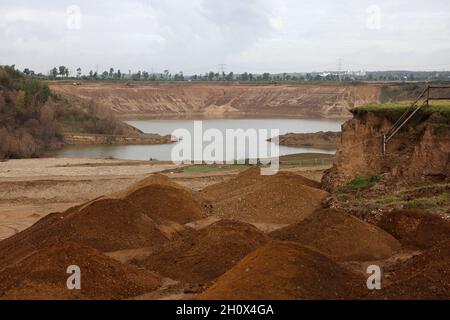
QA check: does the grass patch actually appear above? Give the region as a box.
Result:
[178,153,335,173]
[279,153,334,166]
[404,193,450,209]
[279,153,334,161]
[375,183,450,209]
[352,102,450,123]
[338,175,380,193]
[375,194,402,205]
[181,164,251,173]
[397,182,450,196]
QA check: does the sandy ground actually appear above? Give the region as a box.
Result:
[0,157,329,241]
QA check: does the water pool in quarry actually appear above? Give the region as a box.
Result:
[53,118,344,161]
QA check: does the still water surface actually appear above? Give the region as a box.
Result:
[53,118,344,161]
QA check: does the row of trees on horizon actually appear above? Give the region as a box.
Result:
[17,65,450,82]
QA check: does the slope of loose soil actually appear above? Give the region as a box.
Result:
[201,167,328,224]
[198,241,366,300]
[0,242,161,300]
[376,209,450,249]
[270,208,401,261]
[107,174,209,223]
[370,240,450,299]
[133,219,270,285]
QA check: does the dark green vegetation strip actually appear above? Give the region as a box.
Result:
[352,102,450,123]
[177,153,335,173]
[337,175,380,193]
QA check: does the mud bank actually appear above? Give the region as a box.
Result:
[63,132,173,145]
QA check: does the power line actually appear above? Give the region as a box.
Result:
[338,58,343,81]
[218,64,227,78]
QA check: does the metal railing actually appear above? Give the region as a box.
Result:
[383,85,450,154]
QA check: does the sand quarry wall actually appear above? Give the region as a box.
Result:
[50,83,382,119]
[322,111,450,190]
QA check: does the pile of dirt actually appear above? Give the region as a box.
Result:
[201,167,328,224]
[0,198,194,269]
[270,208,401,261]
[198,241,366,300]
[51,199,189,251]
[376,209,450,249]
[0,174,208,268]
[203,167,321,198]
[133,219,270,284]
[108,174,209,224]
[0,242,161,300]
[370,240,450,299]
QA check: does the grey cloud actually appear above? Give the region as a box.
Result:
[0,0,449,74]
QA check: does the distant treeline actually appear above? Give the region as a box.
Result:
[21,65,450,83]
[0,65,132,159]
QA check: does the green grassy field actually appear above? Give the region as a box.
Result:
[181,164,251,173]
[354,101,450,113]
[176,153,335,173]
[279,153,334,166]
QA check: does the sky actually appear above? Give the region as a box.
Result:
[1,0,450,75]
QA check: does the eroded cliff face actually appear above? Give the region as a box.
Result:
[322,112,450,191]
[50,83,381,119]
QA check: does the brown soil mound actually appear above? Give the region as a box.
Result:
[270,208,401,261]
[203,167,321,198]
[377,209,450,249]
[108,174,209,224]
[0,242,161,300]
[370,240,450,299]
[0,198,194,269]
[133,219,270,284]
[110,173,184,198]
[202,167,328,224]
[53,199,181,251]
[198,241,366,300]
[0,175,206,268]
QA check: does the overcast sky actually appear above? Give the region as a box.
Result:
[1,0,450,75]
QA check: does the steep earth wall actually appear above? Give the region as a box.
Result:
[322,111,450,191]
[50,83,382,119]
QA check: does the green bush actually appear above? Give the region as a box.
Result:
[21,79,51,106]
[15,90,26,113]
